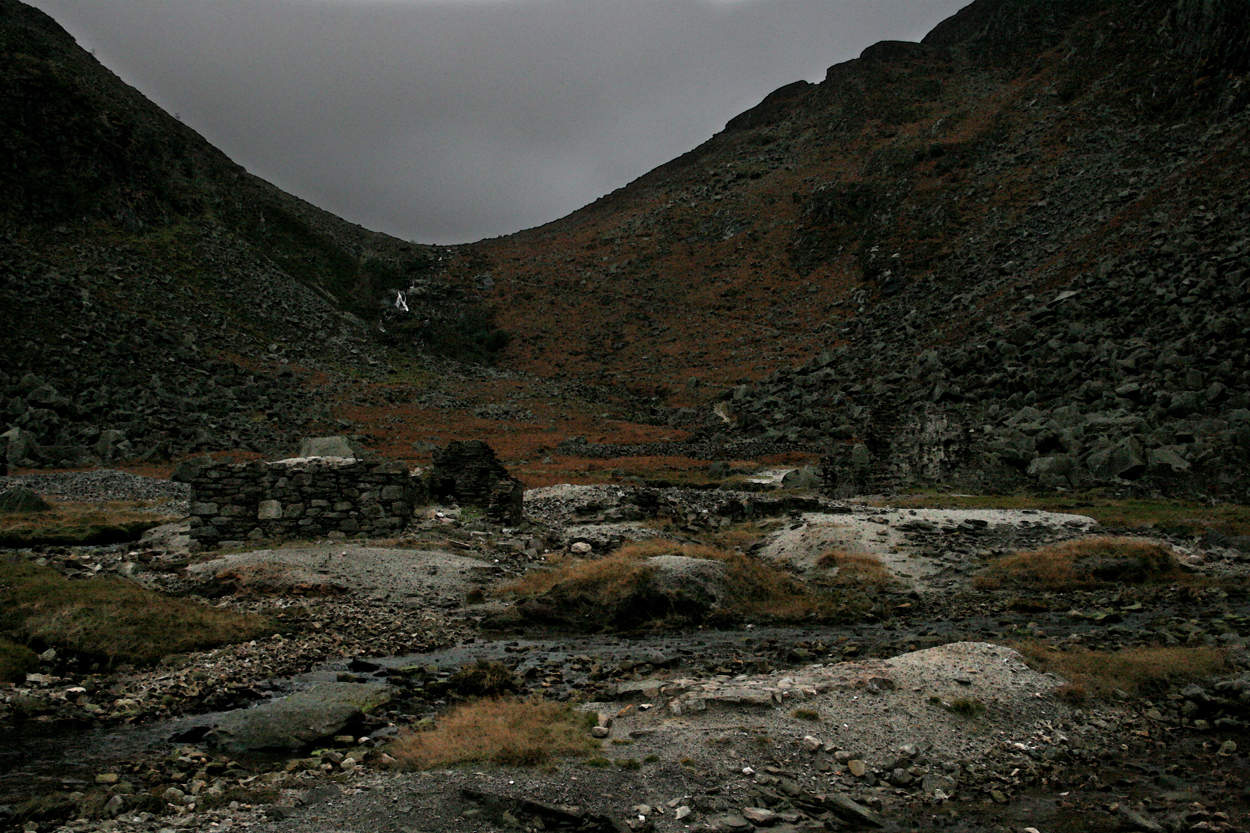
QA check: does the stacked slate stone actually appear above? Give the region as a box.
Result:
[429,440,524,526]
[176,457,426,546]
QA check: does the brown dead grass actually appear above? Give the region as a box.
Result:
[1014,642,1230,698]
[0,500,181,548]
[815,550,894,588]
[388,697,598,769]
[499,540,845,624]
[975,537,1186,591]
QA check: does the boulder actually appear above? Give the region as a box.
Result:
[297,436,358,459]
[645,555,731,611]
[1027,454,1078,489]
[781,465,819,490]
[0,486,52,513]
[1,426,42,466]
[204,682,392,752]
[95,428,131,462]
[1087,437,1147,480]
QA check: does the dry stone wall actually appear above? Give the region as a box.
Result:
[176,457,426,546]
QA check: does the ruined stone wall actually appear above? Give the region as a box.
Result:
[177,458,426,545]
[820,407,1013,497]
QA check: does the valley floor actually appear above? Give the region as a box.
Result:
[2,472,1249,833]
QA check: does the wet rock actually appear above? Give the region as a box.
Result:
[820,793,885,828]
[204,681,392,752]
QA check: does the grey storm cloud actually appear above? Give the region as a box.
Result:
[26,0,968,244]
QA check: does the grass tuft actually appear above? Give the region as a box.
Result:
[1014,642,1230,698]
[815,550,894,587]
[499,540,845,627]
[0,634,39,682]
[0,556,273,667]
[446,660,521,698]
[388,697,598,769]
[975,537,1186,591]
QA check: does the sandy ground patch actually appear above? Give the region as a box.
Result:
[187,543,500,606]
[757,506,1100,591]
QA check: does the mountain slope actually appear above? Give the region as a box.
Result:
[0,0,511,467]
[3,0,1248,501]
[462,0,1250,498]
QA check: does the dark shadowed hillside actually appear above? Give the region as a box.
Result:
[2,0,1248,500]
[0,0,517,467]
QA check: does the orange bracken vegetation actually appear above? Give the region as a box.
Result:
[388,697,597,769]
[975,537,1187,591]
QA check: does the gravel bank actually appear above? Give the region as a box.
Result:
[0,469,189,507]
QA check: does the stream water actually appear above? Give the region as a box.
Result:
[0,602,1218,810]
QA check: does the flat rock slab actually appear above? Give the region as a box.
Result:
[205,682,392,752]
[186,544,494,605]
[757,507,1100,591]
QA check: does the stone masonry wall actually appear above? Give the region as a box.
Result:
[177,457,426,545]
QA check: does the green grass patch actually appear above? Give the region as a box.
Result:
[0,634,39,682]
[0,556,274,667]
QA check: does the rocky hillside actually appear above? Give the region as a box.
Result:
[0,0,514,468]
[3,0,1249,500]
[465,0,1250,499]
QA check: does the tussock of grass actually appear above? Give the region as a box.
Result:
[1015,642,1230,698]
[975,537,1185,591]
[446,660,520,697]
[388,697,598,769]
[815,550,893,587]
[0,500,178,547]
[499,540,840,626]
[0,557,273,667]
[0,635,39,682]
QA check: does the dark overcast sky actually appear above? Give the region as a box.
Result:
[26,0,968,245]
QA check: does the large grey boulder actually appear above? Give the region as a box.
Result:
[1,426,41,466]
[645,555,731,610]
[1087,437,1147,480]
[204,682,392,752]
[1027,454,1079,489]
[298,436,358,459]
